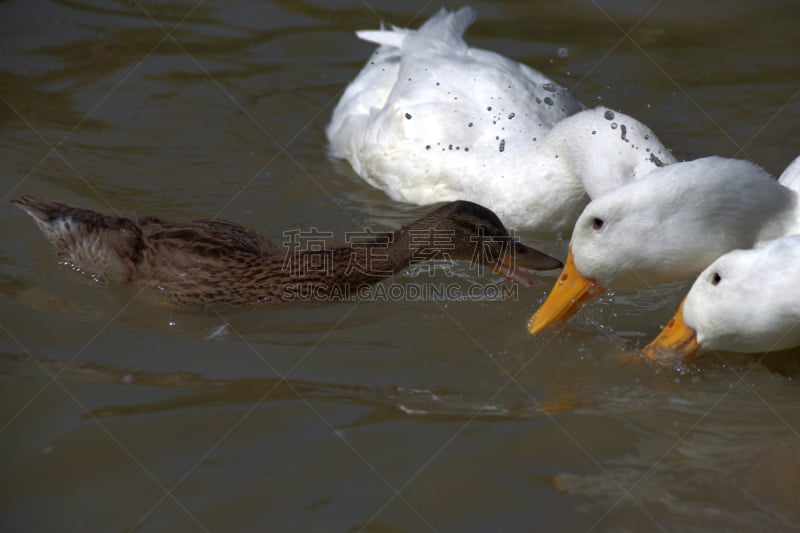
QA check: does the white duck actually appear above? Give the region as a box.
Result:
[642,234,800,361]
[529,154,800,334]
[327,7,676,232]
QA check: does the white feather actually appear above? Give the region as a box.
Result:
[327,8,676,232]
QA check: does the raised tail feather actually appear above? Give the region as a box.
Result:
[356,6,475,52]
[11,195,144,282]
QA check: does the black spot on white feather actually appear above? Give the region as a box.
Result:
[649,153,666,167]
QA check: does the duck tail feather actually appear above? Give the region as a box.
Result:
[11,195,143,282]
[357,7,475,52]
[355,29,406,48]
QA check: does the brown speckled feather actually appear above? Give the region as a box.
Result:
[12,195,562,307]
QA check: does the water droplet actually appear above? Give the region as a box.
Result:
[611,122,618,129]
[644,134,650,140]
[542,83,557,92]
[557,47,569,58]
[535,97,542,104]
[487,106,492,111]
[543,97,554,106]
[604,110,615,120]
[507,112,515,119]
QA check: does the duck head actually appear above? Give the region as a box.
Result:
[409,201,563,285]
[643,235,800,361]
[529,157,789,334]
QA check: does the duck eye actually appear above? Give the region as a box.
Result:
[592,217,605,230]
[711,272,722,285]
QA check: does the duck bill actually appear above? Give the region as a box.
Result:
[492,243,563,288]
[641,298,702,361]
[528,247,604,334]
[492,255,533,287]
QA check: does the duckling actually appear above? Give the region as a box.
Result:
[12,196,562,306]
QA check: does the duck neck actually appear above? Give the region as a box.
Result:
[545,107,677,199]
[283,223,426,290]
[341,226,418,283]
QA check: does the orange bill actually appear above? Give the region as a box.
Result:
[528,247,604,334]
[641,297,701,361]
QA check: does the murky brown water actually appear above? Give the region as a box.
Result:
[2,1,800,531]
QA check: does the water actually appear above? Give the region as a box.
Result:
[2,1,800,531]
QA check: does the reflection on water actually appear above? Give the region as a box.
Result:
[16,356,572,422]
[2,0,800,531]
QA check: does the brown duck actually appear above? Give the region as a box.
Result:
[12,196,562,306]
